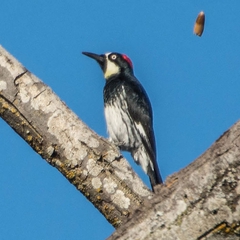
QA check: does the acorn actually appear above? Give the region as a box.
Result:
[194,11,205,36]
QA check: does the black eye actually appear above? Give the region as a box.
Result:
[111,54,117,60]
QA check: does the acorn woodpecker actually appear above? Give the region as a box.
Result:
[82,51,162,190]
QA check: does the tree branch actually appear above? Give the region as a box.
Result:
[108,121,240,239]
[0,45,152,228]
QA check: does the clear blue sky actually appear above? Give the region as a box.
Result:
[1,1,240,239]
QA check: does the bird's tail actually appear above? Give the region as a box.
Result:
[132,145,163,192]
[148,166,163,192]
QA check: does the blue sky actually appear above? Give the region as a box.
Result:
[1,1,240,239]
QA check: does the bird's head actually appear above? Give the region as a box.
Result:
[82,52,133,80]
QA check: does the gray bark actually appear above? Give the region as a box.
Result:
[109,122,240,239]
[0,45,240,239]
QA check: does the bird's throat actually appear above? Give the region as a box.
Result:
[104,60,120,79]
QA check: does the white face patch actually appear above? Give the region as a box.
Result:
[104,53,120,79]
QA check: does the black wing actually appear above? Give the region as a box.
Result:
[123,77,163,186]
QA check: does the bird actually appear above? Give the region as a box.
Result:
[82,51,162,191]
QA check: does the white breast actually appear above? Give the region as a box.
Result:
[104,103,130,148]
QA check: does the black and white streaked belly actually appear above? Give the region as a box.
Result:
[104,85,142,151]
[104,96,152,174]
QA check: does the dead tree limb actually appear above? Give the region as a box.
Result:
[108,121,240,239]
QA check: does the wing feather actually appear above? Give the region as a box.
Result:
[123,78,162,185]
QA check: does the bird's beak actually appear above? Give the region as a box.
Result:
[82,52,105,69]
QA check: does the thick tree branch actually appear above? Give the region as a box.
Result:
[108,121,240,239]
[0,45,152,228]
